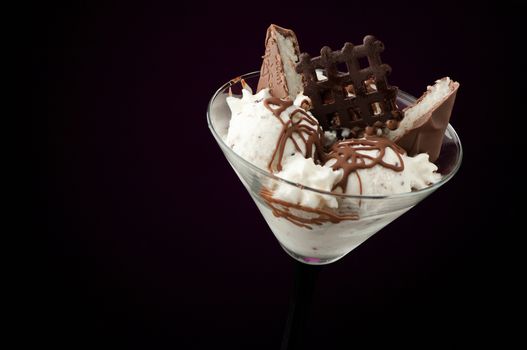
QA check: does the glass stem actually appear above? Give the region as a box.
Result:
[281,261,321,350]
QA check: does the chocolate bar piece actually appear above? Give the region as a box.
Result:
[257,24,303,100]
[387,77,460,162]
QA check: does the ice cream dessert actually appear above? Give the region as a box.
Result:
[213,24,460,263]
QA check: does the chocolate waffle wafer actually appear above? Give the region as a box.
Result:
[296,35,403,138]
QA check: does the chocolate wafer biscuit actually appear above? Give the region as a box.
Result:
[296,35,403,138]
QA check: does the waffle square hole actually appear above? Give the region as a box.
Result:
[370,102,384,116]
[343,84,356,98]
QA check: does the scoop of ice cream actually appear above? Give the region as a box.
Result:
[273,154,341,208]
[325,137,441,196]
[225,87,323,172]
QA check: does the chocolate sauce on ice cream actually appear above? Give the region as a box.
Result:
[263,97,325,172]
[260,188,359,229]
[328,137,405,192]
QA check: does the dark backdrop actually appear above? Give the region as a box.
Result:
[31,1,517,348]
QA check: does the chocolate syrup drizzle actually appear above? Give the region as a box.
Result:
[260,97,405,229]
[327,137,405,192]
[260,188,359,230]
[263,97,324,172]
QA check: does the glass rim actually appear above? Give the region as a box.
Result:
[207,71,463,200]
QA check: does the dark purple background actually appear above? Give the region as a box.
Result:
[32,1,517,348]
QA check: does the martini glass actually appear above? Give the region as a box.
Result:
[208,72,461,349]
[207,71,462,265]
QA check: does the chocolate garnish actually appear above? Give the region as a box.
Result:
[295,36,403,137]
[327,136,405,192]
[365,126,376,136]
[395,80,459,162]
[263,97,325,172]
[257,24,303,99]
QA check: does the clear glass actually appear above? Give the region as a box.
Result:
[207,72,462,265]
